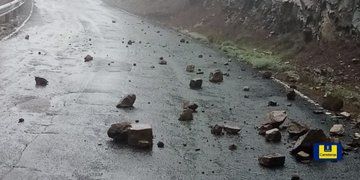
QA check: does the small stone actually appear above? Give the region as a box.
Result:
[112,20,116,23]
[179,109,193,121]
[25,35,29,40]
[84,55,93,62]
[258,153,285,167]
[180,39,186,43]
[295,151,311,163]
[127,40,133,45]
[116,94,136,108]
[35,77,48,87]
[18,118,24,123]
[268,101,278,107]
[211,124,223,135]
[287,121,309,137]
[209,69,223,83]
[183,101,199,112]
[291,174,300,180]
[352,58,359,64]
[262,71,272,79]
[340,112,351,119]
[229,144,237,151]
[157,141,165,148]
[198,55,203,58]
[133,63,137,66]
[186,65,195,72]
[243,86,250,91]
[150,65,155,69]
[330,124,345,136]
[159,60,167,65]
[265,128,282,142]
[287,88,296,101]
[189,78,203,89]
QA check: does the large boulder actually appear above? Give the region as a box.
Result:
[259,111,287,135]
[291,129,330,155]
[116,94,136,108]
[127,124,153,148]
[258,153,285,168]
[107,122,132,141]
[322,96,344,111]
[209,69,223,83]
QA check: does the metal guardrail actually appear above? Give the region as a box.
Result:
[0,0,25,17]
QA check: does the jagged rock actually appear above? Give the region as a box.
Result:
[211,124,223,135]
[209,69,223,83]
[25,35,29,40]
[295,151,311,163]
[18,118,24,123]
[84,55,93,62]
[262,71,272,79]
[322,96,344,111]
[35,77,48,87]
[291,129,330,154]
[178,109,193,121]
[224,124,241,134]
[258,153,285,168]
[127,124,153,148]
[116,94,136,108]
[186,65,195,72]
[189,78,202,89]
[182,101,198,112]
[265,128,281,142]
[268,101,278,106]
[259,111,287,135]
[287,121,309,137]
[287,88,296,100]
[330,124,345,136]
[107,122,132,141]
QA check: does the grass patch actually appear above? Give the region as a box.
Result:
[217,40,292,71]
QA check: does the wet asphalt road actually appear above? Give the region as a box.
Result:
[0,0,359,179]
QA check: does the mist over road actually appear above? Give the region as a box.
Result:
[0,0,358,179]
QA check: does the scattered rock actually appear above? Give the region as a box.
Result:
[209,69,223,83]
[180,39,186,43]
[127,40,133,45]
[265,128,282,142]
[291,174,301,180]
[262,71,272,79]
[157,141,164,148]
[198,55,203,58]
[178,109,193,121]
[295,151,311,163]
[322,96,344,111]
[189,78,203,89]
[243,86,250,91]
[112,20,116,23]
[330,124,345,136]
[159,60,167,65]
[224,124,241,134]
[291,129,330,154]
[313,109,324,114]
[340,112,351,119]
[229,144,237,151]
[18,118,24,123]
[183,101,198,112]
[186,65,195,72]
[211,124,223,135]
[352,58,359,64]
[287,88,296,100]
[84,55,93,62]
[268,101,278,107]
[116,94,136,108]
[258,153,285,168]
[107,122,132,141]
[259,111,287,135]
[35,77,48,87]
[287,121,309,137]
[127,124,153,149]
[25,35,29,40]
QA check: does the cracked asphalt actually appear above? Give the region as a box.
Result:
[0,0,359,179]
